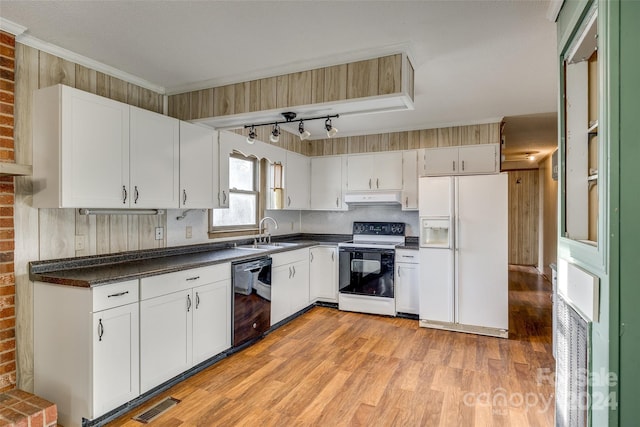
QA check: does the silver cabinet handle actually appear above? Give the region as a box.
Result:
[186,276,200,281]
[336,197,339,207]
[107,291,129,298]
[98,319,104,341]
[288,266,292,279]
[368,178,372,189]
[397,266,401,277]
[310,252,314,262]
[401,255,415,259]
[122,186,127,204]
[292,265,296,277]
[376,178,379,189]
[186,294,192,312]
[405,197,409,207]
[452,161,456,171]
[287,196,291,207]
[462,160,465,171]
[134,186,139,204]
[223,190,227,204]
[195,292,200,309]
[183,189,187,205]
[331,251,334,262]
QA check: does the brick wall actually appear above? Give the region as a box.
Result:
[0,31,16,392]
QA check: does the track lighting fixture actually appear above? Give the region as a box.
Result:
[244,112,339,144]
[270,123,280,143]
[298,121,311,141]
[325,117,338,138]
[246,126,257,144]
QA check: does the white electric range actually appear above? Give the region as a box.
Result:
[337,222,405,316]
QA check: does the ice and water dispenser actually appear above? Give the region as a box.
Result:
[419,217,451,248]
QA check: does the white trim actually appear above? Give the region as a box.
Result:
[1,16,166,94]
[546,0,564,22]
[0,18,27,36]
[166,42,415,95]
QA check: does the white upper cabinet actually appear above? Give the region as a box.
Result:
[347,151,403,191]
[423,144,498,176]
[310,156,346,210]
[179,122,218,208]
[129,106,180,208]
[401,150,419,210]
[284,151,310,210]
[34,84,130,208]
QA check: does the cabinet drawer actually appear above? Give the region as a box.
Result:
[92,280,139,312]
[271,248,309,267]
[141,263,230,300]
[395,249,419,263]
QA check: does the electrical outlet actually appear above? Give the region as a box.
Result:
[186,226,192,239]
[155,227,164,240]
[75,235,86,251]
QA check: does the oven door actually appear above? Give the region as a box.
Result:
[338,247,395,298]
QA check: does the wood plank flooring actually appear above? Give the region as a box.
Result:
[106,266,554,426]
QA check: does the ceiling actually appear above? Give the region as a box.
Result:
[0,0,559,163]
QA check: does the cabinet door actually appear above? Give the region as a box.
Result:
[192,280,231,365]
[373,151,403,190]
[180,122,217,208]
[424,147,459,175]
[92,303,139,418]
[140,290,192,393]
[284,151,310,209]
[309,246,338,302]
[62,86,130,207]
[401,150,419,210]
[130,106,180,208]
[271,264,291,326]
[458,144,498,174]
[346,154,373,191]
[395,262,420,315]
[310,156,344,210]
[290,259,310,313]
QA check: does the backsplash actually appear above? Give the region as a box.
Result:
[300,206,419,236]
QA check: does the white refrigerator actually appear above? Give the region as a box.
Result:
[418,174,508,337]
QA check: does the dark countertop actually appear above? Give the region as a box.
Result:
[396,236,419,250]
[29,234,352,288]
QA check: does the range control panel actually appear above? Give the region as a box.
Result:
[352,222,405,236]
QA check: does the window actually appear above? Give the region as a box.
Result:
[211,155,258,231]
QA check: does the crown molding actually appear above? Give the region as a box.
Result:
[0,18,165,94]
[166,41,415,95]
[0,18,27,36]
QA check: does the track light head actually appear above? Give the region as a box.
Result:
[247,126,257,144]
[298,121,311,141]
[270,123,280,143]
[325,117,338,138]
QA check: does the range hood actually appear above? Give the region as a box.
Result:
[344,191,402,206]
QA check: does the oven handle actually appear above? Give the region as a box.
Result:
[338,247,396,255]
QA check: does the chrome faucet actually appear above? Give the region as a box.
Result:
[258,216,278,243]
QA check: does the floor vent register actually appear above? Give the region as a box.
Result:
[132,397,181,424]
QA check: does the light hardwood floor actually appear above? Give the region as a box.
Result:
[106,266,554,426]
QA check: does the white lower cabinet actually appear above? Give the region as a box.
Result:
[271,249,310,325]
[309,246,338,303]
[34,279,139,427]
[140,263,231,393]
[395,249,420,315]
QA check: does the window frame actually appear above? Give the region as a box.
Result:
[209,153,260,234]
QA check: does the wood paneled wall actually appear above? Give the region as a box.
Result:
[508,169,540,265]
[231,122,500,157]
[13,44,166,391]
[168,53,412,122]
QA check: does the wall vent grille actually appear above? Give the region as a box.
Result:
[555,295,589,427]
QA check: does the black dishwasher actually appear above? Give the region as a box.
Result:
[232,257,272,347]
